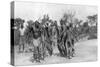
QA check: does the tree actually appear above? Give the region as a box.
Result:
[87,14,97,26]
[60,11,76,26]
[74,18,83,28]
[41,14,50,25]
[24,20,35,45]
[27,20,34,27]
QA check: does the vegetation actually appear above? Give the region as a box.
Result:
[12,12,97,62]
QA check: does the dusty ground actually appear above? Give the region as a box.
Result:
[14,39,97,66]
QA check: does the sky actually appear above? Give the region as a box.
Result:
[14,1,97,22]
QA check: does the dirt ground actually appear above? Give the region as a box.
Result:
[14,39,97,66]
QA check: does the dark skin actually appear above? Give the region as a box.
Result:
[57,24,75,58]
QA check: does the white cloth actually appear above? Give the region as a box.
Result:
[33,38,40,47]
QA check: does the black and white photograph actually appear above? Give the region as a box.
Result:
[11,1,98,66]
